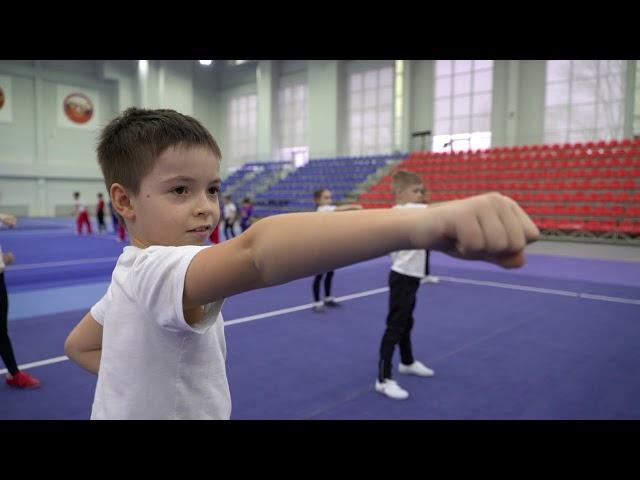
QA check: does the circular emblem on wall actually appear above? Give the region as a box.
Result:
[63,92,93,124]
[0,87,5,110]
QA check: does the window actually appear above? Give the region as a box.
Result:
[394,60,404,151]
[432,60,494,152]
[277,83,309,166]
[348,66,394,156]
[228,94,258,163]
[544,60,627,144]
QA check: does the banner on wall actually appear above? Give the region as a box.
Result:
[57,84,99,130]
[0,75,13,123]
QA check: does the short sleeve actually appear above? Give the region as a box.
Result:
[90,285,113,326]
[129,245,224,334]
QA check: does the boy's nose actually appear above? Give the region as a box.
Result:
[194,194,214,216]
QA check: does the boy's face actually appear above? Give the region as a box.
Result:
[317,190,332,206]
[129,145,221,247]
[396,182,426,204]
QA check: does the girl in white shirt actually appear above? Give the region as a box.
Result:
[311,188,362,313]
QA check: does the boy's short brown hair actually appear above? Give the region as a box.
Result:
[392,170,424,193]
[97,107,222,196]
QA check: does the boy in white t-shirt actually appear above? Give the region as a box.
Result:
[64,107,539,419]
[375,170,439,400]
[311,188,362,313]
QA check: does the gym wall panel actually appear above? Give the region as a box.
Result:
[0,74,37,165]
[0,178,38,216]
[41,79,116,166]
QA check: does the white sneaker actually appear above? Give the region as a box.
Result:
[424,275,440,283]
[375,379,409,400]
[311,301,325,313]
[399,361,435,377]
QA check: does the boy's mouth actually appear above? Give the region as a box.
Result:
[187,225,211,233]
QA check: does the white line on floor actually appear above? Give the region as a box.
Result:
[2,276,638,374]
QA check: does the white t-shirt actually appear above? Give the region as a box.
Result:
[223,203,237,221]
[316,205,337,212]
[390,203,428,279]
[75,200,87,214]
[89,245,230,420]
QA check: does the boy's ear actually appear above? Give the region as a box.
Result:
[110,183,136,220]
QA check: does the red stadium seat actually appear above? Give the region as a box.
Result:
[613,192,630,203]
[540,205,554,215]
[601,192,613,203]
[619,220,640,235]
[625,207,640,217]
[579,205,593,216]
[611,206,625,217]
[557,218,584,231]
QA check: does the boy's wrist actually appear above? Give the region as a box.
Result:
[408,206,449,251]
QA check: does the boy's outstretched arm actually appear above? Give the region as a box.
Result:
[64,312,103,375]
[184,192,539,308]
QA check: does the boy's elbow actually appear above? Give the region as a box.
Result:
[63,336,73,358]
[64,335,78,360]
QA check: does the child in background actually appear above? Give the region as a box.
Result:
[96,193,107,234]
[375,170,437,400]
[108,198,126,242]
[209,224,220,244]
[0,213,41,389]
[117,222,126,243]
[73,191,93,235]
[108,199,119,233]
[311,188,362,313]
[222,195,237,240]
[209,196,223,244]
[240,197,254,232]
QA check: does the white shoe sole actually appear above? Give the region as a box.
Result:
[399,367,435,377]
[375,383,409,400]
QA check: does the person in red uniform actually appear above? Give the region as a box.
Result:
[73,192,93,235]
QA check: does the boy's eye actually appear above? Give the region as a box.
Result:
[173,186,187,195]
[208,186,220,195]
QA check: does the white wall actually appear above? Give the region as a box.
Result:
[0,60,223,215]
[0,72,37,164]
[1,59,637,216]
[215,67,258,174]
